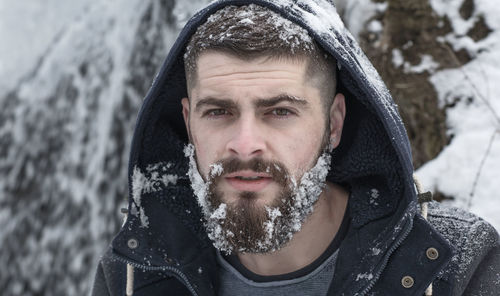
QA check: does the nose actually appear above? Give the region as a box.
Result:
[226,115,266,159]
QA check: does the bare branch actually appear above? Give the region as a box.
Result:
[468,130,498,209]
[443,44,500,126]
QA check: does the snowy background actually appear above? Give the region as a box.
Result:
[0,0,498,295]
[416,0,500,231]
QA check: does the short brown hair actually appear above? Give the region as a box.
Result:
[183,4,337,111]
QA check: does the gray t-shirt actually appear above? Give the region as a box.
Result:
[215,208,350,296]
[216,249,338,296]
[216,200,350,296]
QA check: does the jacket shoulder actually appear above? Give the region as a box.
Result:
[425,201,499,295]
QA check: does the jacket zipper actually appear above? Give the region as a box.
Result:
[112,253,199,296]
[358,215,415,296]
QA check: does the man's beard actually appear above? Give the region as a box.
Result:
[184,135,332,255]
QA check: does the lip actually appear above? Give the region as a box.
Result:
[225,170,273,192]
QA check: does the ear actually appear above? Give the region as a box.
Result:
[329,93,346,149]
[181,97,190,136]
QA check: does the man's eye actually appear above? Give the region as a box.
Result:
[271,108,293,117]
[206,109,229,117]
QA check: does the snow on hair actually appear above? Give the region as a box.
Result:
[183,4,337,104]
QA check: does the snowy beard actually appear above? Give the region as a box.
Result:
[184,143,332,255]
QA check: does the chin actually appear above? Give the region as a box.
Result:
[227,190,277,206]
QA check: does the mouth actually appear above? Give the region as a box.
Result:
[234,176,265,180]
[225,170,273,192]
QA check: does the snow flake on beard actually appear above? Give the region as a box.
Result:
[183,143,332,254]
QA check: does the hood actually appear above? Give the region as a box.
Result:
[111,0,419,293]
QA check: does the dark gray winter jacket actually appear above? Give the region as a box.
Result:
[91,0,500,295]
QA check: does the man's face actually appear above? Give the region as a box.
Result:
[181,52,344,253]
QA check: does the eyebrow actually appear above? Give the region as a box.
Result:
[194,94,309,112]
[194,97,237,112]
[254,94,309,109]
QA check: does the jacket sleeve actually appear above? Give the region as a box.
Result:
[462,243,500,296]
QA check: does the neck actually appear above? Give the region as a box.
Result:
[237,182,349,276]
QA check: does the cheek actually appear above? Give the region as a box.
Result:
[190,127,224,177]
[190,129,209,176]
[279,124,325,176]
[287,144,318,175]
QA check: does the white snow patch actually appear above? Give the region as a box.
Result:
[263,207,282,242]
[132,166,147,209]
[367,20,383,33]
[267,207,282,221]
[131,164,179,227]
[139,207,149,228]
[210,163,224,178]
[286,151,333,234]
[356,273,374,281]
[185,143,210,213]
[369,188,380,206]
[392,48,404,68]
[371,248,381,256]
[239,18,255,25]
[406,55,440,74]
[210,203,227,220]
[392,50,439,74]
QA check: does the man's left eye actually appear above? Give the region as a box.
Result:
[271,108,293,116]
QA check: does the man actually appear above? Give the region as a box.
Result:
[92,1,499,295]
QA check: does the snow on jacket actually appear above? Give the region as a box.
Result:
[91,0,500,295]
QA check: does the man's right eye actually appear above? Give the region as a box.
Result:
[205,109,229,117]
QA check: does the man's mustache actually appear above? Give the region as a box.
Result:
[210,157,289,186]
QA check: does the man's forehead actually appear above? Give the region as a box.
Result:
[195,51,309,72]
[186,52,323,110]
[192,52,311,90]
